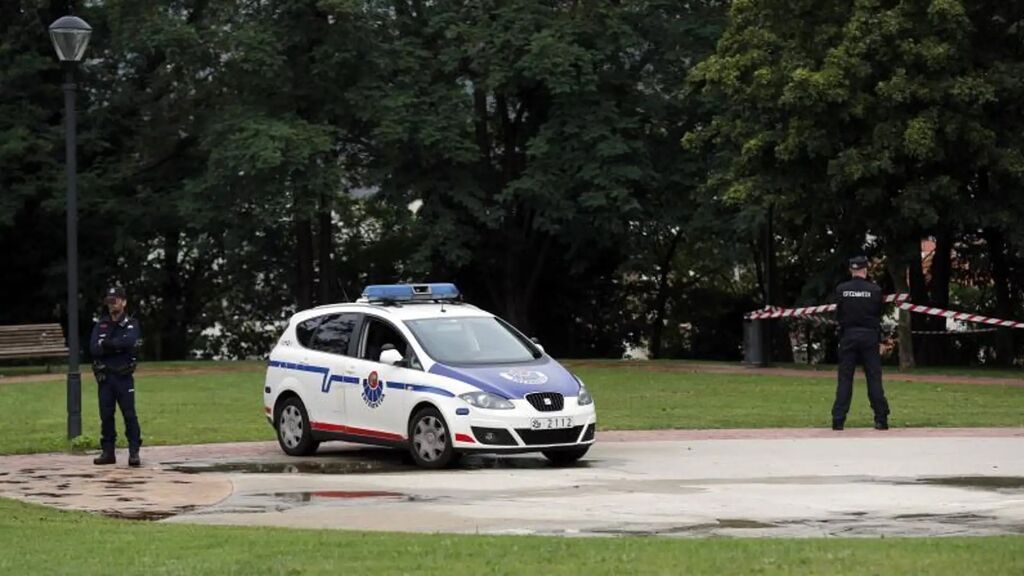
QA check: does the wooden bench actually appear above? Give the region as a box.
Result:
[0,323,69,363]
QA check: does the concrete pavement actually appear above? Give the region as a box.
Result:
[2,429,1023,537]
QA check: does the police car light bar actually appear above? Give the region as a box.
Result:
[361,283,461,302]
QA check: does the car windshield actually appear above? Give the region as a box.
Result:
[404,316,540,365]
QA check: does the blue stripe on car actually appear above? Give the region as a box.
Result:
[267,360,452,397]
[427,360,580,399]
[427,363,513,398]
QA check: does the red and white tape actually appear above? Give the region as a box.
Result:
[745,294,909,320]
[897,303,1024,329]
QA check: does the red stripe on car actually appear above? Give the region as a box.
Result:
[310,421,405,441]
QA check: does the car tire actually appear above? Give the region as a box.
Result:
[275,397,318,456]
[408,407,456,469]
[542,446,590,466]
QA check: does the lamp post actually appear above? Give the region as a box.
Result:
[49,15,92,439]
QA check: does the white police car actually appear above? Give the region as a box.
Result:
[263,283,597,468]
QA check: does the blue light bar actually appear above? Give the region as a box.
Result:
[361,283,461,302]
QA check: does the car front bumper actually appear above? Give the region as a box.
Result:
[448,401,597,450]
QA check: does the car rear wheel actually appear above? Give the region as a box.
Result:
[276,397,319,456]
[542,446,589,466]
[408,407,455,469]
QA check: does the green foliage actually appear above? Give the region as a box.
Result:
[3,1,1023,364]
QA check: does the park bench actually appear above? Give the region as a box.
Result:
[0,323,69,367]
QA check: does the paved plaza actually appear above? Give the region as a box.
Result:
[2,429,1022,537]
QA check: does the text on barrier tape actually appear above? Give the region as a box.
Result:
[745,294,909,320]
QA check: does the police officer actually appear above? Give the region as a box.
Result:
[832,256,890,431]
[89,286,143,466]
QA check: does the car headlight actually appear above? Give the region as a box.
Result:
[574,375,594,406]
[459,391,515,410]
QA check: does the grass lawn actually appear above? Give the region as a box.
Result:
[1,361,1022,455]
[579,369,1024,430]
[1,498,1022,576]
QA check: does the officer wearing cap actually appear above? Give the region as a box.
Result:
[89,286,143,466]
[832,256,890,431]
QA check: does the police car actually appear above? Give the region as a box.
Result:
[263,283,597,468]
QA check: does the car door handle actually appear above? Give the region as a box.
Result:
[343,367,356,375]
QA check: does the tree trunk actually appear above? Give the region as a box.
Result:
[295,217,314,310]
[984,227,1015,365]
[925,230,954,364]
[158,227,187,360]
[887,255,915,370]
[649,230,682,359]
[907,242,930,365]
[317,195,334,305]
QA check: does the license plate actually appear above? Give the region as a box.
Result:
[530,417,574,430]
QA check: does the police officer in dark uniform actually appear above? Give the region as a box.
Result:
[832,256,890,431]
[89,286,143,466]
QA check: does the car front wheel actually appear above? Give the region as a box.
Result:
[276,397,319,456]
[408,407,456,469]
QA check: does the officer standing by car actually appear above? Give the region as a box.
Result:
[89,286,143,466]
[832,256,890,431]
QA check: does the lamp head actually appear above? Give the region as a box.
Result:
[49,16,92,62]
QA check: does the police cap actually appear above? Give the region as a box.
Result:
[104,286,126,302]
[848,256,869,270]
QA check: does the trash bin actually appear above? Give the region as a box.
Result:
[743,319,769,367]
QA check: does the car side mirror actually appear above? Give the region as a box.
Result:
[380,348,404,366]
[530,337,545,354]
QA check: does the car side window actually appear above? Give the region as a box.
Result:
[296,314,332,348]
[299,313,359,356]
[360,317,421,370]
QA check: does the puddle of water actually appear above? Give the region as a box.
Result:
[462,455,590,470]
[589,519,779,537]
[167,459,414,475]
[715,518,777,529]
[102,510,175,521]
[893,512,993,521]
[916,476,1024,491]
[263,490,407,503]
[167,453,582,476]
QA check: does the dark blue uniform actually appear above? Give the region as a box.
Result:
[832,277,890,427]
[89,313,142,452]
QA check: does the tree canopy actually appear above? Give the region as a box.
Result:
[2,0,1022,366]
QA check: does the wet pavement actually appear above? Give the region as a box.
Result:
[2,429,1024,537]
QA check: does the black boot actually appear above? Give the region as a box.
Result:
[128,449,141,468]
[874,417,889,430]
[93,450,116,465]
[832,418,845,431]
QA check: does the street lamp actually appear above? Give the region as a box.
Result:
[49,15,92,439]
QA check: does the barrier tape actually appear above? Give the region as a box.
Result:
[897,303,1024,329]
[745,293,909,320]
[785,315,999,334]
